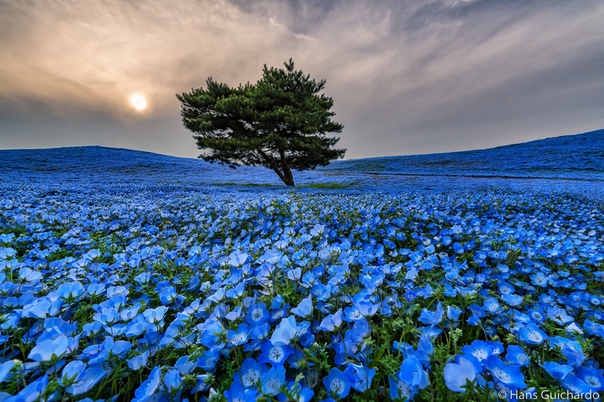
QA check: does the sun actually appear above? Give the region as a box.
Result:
[129,93,147,111]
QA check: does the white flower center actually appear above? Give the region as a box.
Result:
[269,347,284,363]
[493,368,511,382]
[242,369,260,386]
[528,331,542,342]
[398,381,411,397]
[473,349,488,361]
[266,377,280,393]
[252,309,263,321]
[585,376,600,387]
[331,378,345,394]
[231,333,246,344]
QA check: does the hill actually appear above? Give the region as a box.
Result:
[0,130,602,192]
[322,129,604,180]
[0,145,276,185]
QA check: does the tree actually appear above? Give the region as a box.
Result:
[176,59,345,187]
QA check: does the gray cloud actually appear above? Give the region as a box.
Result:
[0,0,603,159]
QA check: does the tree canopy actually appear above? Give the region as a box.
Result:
[176,59,345,186]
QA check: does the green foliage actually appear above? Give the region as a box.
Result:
[299,181,359,189]
[176,59,345,186]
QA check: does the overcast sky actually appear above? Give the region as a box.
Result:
[1,0,603,159]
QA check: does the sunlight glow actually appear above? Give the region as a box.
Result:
[130,93,147,111]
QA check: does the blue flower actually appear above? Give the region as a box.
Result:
[23,298,63,319]
[501,293,524,307]
[576,367,604,391]
[228,323,250,346]
[60,361,86,385]
[344,363,376,392]
[102,336,131,357]
[317,309,343,332]
[57,281,85,301]
[343,305,364,322]
[505,345,529,367]
[418,325,442,339]
[542,361,573,380]
[461,340,495,363]
[418,302,444,325]
[389,375,414,400]
[529,272,550,287]
[287,267,302,281]
[550,336,586,366]
[517,323,548,345]
[28,334,69,362]
[246,302,269,326]
[485,356,526,389]
[483,297,502,314]
[197,348,221,371]
[236,358,267,388]
[398,355,429,389]
[120,303,141,321]
[225,379,258,401]
[10,374,48,401]
[446,305,462,321]
[414,336,434,365]
[224,305,243,321]
[228,250,249,267]
[444,356,478,393]
[310,224,324,237]
[192,374,212,393]
[250,322,271,341]
[162,369,182,394]
[547,306,574,325]
[142,306,168,331]
[291,295,313,318]
[271,316,298,346]
[133,366,162,402]
[342,318,371,355]
[527,307,545,322]
[159,286,177,304]
[561,374,596,394]
[323,368,350,399]
[125,315,148,337]
[261,365,286,396]
[280,381,314,402]
[0,360,16,383]
[271,295,285,309]
[128,351,149,371]
[258,340,293,367]
[66,366,107,396]
[201,319,226,348]
[226,282,245,299]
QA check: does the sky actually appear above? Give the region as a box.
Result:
[1,0,603,160]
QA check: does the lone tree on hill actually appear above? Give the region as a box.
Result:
[176,59,345,187]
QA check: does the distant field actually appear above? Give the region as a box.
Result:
[1,130,603,401]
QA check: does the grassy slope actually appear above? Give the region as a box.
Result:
[322,129,604,180]
[1,130,602,192]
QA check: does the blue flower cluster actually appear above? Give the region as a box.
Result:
[1,184,603,401]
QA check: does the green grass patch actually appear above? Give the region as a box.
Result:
[299,181,359,189]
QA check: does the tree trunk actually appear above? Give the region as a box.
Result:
[279,148,295,187]
[282,173,295,187]
[257,148,295,187]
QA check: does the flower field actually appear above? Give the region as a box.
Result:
[1,179,603,401]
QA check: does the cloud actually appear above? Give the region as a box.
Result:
[0,0,603,158]
[1,1,287,114]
